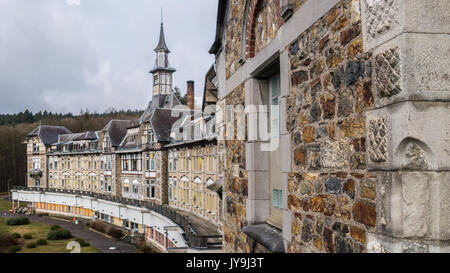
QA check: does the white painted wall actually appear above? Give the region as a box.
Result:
[12,190,188,248]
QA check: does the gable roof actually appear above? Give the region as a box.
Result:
[202,65,219,112]
[28,125,72,145]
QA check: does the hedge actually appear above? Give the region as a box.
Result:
[50,225,61,230]
[6,217,30,226]
[106,226,123,239]
[36,239,47,245]
[48,229,72,240]
[90,221,106,233]
[75,238,90,247]
[26,242,37,249]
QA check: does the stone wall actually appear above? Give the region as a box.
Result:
[360,0,450,253]
[225,0,283,79]
[222,84,250,253]
[286,0,376,253]
[225,0,245,79]
[218,0,450,253]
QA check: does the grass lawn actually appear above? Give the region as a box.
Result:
[0,217,100,253]
[0,196,11,212]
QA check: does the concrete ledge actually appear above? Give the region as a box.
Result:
[242,223,285,253]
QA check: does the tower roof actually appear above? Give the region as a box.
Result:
[154,23,170,53]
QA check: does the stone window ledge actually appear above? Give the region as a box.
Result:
[242,223,285,253]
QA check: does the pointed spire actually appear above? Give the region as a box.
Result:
[154,9,170,53]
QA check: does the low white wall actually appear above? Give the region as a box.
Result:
[12,190,188,248]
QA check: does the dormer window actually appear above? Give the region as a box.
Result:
[128,134,137,142]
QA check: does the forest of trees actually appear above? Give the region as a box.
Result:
[0,109,144,193]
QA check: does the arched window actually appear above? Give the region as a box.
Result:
[169,178,173,201]
[132,180,139,195]
[75,173,83,190]
[89,173,97,191]
[244,0,283,59]
[123,179,130,194]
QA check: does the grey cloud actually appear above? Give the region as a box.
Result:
[0,0,218,114]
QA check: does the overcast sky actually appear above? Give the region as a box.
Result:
[0,0,218,114]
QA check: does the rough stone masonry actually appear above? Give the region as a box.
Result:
[211,0,450,253]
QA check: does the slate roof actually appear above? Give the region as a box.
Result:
[165,114,217,148]
[150,108,189,142]
[58,133,86,144]
[155,23,170,53]
[139,93,182,124]
[27,125,72,145]
[103,120,136,147]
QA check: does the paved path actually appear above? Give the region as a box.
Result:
[1,213,136,253]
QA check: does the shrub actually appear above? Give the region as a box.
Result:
[106,226,123,239]
[9,245,21,253]
[11,233,21,239]
[137,242,159,253]
[75,238,90,247]
[0,234,18,247]
[50,225,61,230]
[26,242,37,249]
[48,229,72,240]
[23,233,33,240]
[36,239,47,245]
[6,217,30,226]
[90,221,106,233]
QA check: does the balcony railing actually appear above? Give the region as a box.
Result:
[12,186,218,249]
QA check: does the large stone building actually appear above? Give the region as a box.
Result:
[209,0,450,253]
[15,21,223,252]
[13,0,450,253]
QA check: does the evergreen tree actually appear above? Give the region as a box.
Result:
[174,86,187,105]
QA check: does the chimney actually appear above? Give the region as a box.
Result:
[187,81,195,111]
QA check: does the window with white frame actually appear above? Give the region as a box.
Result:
[32,158,41,170]
[150,153,156,171]
[173,179,177,201]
